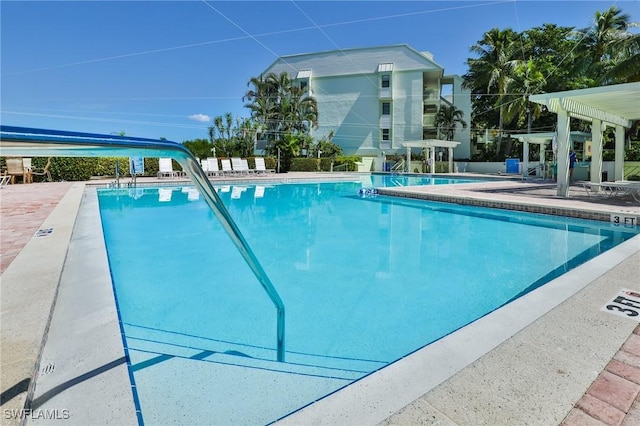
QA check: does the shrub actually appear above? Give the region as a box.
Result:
[49,157,98,181]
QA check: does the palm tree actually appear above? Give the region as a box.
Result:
[464,28,520,158]
[503,59,546,132]
[573,6,632,83]
[434,105,467,141]
[244,71,318,155]
[604,27,640,83]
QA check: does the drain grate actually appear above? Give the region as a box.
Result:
[41,363,55,375]
[33,228,54,238]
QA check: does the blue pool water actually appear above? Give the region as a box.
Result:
[363,173,484,187]
[97,182,638,425]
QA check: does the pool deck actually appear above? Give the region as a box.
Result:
[1,172,640,425]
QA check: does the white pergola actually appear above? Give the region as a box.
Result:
[402,140,460,173]
[512,131,590,178]
[529,82,640,197]
[512,132,553,177]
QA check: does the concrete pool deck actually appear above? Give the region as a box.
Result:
[1,172,640,425]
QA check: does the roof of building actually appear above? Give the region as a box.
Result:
[263,44,444,78]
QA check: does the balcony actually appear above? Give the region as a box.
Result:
[423,89,438,101]
[423,114,436,127]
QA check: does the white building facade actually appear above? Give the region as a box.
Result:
[262,44,471,162]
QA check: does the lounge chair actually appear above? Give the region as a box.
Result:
[254,185,265,198]
[583,180,640,203]
[158,158,180,178]
[201,159,210,175]
[254,157,275,174]
[220,159,234,176]
[207,158,221,177]
[240,158,255,174]
[30,157,52,182]
[231,157,248,175]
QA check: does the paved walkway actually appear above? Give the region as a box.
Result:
[0,182,73,273]
[1,175,639,425]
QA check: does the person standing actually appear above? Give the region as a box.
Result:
[569,149,577,180]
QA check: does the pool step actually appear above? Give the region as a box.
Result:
[123,323,386,380]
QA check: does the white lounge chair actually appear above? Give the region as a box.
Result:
[220,159,234,176]
[254,185,265,198]
[583,180,640,202]
[158,158,180,178]
[207,158,221,177]
[200,159,211,175]
[231,157,248,175]
[240,159,255,174]
[254,157,275,174]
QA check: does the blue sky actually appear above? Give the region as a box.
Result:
[1,0,638,143]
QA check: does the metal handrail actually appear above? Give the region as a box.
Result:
[391,160,405,171]
[0,125,286,362]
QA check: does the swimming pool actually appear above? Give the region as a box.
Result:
[363,173,486,187]
[97,182,638,425]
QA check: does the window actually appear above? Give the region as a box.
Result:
[382,102,390,115]
[381,75,390,88]
[382,128,390,141]
[300,80,308,91]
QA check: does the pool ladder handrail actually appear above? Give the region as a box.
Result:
[0,125,286,362]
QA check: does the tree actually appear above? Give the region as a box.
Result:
[503,59,546,132]
[573,6,632,83]
[434,104,467,141]
[235,116,258,158]
[182,138,213,160]
[274,133,301,173]
[244,71,318,155]
[464,28,520,159]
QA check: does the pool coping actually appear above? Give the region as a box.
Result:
[4,176,640,425]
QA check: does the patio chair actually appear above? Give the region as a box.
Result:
[4,157,31,184]
[240,158,254,174]
[231,157,248,175]
[220,159,234,176]
[31,157,52,182]
[158,158,179,178]
[254,157,275,174]
[207,158,221,177]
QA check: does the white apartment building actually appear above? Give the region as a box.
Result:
[262,44,471,163]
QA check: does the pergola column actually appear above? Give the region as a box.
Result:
[430,147,436,174]
[406,146,411,173]
[556,110,571,197]
[614,125,625,181]
[523,140,530,177]
[448,147,454,173]
[590,119,603,185]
